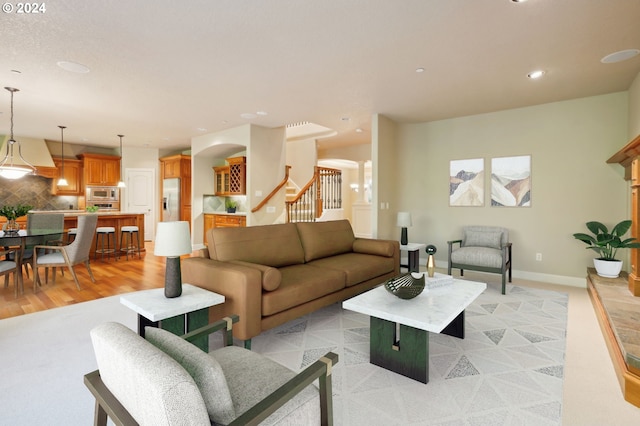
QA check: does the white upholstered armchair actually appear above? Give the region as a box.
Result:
[85,316,338,426]
[447,226,512,294]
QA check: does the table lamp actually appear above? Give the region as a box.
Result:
[397,212,412,245]
[154,221,192,298]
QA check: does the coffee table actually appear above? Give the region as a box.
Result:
[342,278,486,383]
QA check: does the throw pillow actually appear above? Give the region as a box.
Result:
[145,327,236,425]
[464,229,502,249]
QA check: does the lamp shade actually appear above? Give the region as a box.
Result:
[396,212,412,228]
[154,221,192,257]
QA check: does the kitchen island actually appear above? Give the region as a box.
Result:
[12,211,147,256]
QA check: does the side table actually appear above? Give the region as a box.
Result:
[120,284,225,351]
[400,243,427,272]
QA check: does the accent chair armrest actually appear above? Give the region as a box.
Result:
[84,369,138,426]
[181,314,239,348]
[230,351,339,426]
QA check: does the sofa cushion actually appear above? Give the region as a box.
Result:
[308,252,396,287]
[262,264,345,316]
[145,327,236,425]
[463,229,502,249]
[296,220,356,262]
[90,322,210,425]
[229,260,282,291]
[212,345,320,425]
[208,223,305,267]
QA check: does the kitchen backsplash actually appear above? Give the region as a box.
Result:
[0,175,78,210]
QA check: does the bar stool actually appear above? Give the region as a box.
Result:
[67,228,78,244]
[95,227,117,261]
[119,225,141,260]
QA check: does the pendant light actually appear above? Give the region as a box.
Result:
[117,134,125,188]
[0,87,36,179]
[57,125,68,186]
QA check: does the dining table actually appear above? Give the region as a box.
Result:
[0,228,66,295]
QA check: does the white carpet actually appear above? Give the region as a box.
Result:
[0,283,567,425]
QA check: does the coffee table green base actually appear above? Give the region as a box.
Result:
[138,308,209,351]
[369,311,466,384]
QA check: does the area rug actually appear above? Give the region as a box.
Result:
[245,284,568,425]
[0,283,567,425]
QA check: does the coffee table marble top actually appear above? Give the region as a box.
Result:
[343,278,486,333]
[120,284,225,322]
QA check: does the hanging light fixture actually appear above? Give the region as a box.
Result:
[57,125,68,186]
[117,134,125,188]
[0,87,36,179]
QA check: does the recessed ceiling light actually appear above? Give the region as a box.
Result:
[341,117,350,121]
[197,127,207,132]
[256,111,268,116]
[355,128,363,133]
[415,67,425,73]
[527,70,545,79]
[511,0,528,3]
[57,61,90,73]
[601,49,640,64]
[240,113,257,120]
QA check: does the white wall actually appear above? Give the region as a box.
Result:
[629,71,640,139]
[286,138,317,187]
[379,92,629,285]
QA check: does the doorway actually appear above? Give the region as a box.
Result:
[124,168,155,241]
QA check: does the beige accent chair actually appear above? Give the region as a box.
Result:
[33,214,98,291]
[20,212,65,279]
[85,316,338,426]
[447,225,512,294]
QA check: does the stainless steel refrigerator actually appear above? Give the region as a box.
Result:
[162,178,180,221]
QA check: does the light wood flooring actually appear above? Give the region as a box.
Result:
[1,242,165,319]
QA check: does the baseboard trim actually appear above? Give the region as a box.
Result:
[513,270,586,288]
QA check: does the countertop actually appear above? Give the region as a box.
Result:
[28,210,145,216]
[203,211,247,216]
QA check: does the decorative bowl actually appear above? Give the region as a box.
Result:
[384,273,425,299]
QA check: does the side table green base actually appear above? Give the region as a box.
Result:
[138,307,210,351]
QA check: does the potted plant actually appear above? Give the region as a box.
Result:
[225,199,237,213]
[0,204,33,233]
[573,220,640,278]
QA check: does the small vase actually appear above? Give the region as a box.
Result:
[5,219,20,233]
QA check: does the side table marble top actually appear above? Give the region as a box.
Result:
[343,278,486,333]
[120,284,225,322]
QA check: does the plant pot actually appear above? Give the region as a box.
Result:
[4,219,20,233]
[593,258,623,278]
[226,207,236,213]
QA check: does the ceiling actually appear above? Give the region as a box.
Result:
[1,0,639,152]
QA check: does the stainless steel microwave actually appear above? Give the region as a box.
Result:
[87,187,119,201]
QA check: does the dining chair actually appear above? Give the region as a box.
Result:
[21,213,65,279]
[1,248,21,297]
[33,214,98,291]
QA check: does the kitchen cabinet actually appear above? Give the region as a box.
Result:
[51,157,83,195]
[213,156,246,196]
[203,213,246,243]
[79,153,121,186]
[160,154,191,222]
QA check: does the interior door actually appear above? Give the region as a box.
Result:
[125,168,155,241]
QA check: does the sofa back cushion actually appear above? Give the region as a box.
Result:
[207,222,305,267]
[90,322,210,426]
[145,327,236,425]
[296,220,356,262]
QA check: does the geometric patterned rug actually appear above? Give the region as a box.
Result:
[239,284,568,425]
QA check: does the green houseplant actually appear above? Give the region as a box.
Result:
[573,220,640,278]
[225,198,237,213]
[0,203,33,232]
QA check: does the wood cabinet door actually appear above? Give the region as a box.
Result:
[103,159,121,186]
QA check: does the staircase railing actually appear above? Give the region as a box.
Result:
[286,166,341,222]
[251,166,290,213]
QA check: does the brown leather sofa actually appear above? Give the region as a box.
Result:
[182,219,400,347]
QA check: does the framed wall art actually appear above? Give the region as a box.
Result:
[490,155,531,207]
[449,158,484,206]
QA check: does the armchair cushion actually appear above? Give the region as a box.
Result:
[145,327,236,425]
[450,246,504,269]
[463,229,502,249]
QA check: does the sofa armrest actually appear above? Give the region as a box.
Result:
[228,260,282,291]
[193,247,210,258]
[182,257,263,341]
[353,238,396,257]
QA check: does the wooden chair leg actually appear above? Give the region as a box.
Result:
[85,260,96,283]
[67,265,82,290]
